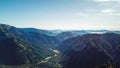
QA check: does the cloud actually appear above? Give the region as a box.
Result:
[99,9,120,16]
[75,8,120,16]
[94,0,120,2]
[92,0,120,15]
[94,0,111,2]
[110,13,120,16]
[101,13,120,16]
[100,9,113,13]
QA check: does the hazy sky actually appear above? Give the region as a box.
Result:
[0,0,120,30]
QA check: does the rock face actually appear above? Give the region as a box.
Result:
[58,33,120,68]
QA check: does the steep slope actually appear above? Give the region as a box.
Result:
[0,24,54,66]
[22,32,60,47]
[0,24,60,47]
[59,33,120,68]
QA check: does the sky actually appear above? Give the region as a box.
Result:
[0,0,120,30]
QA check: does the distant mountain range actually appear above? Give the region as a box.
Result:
[20,28,56,36]
[0,24,120,68]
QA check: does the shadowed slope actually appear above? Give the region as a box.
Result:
[59,33,120,68]
[0,24,53,65]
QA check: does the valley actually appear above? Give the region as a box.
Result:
[0,24,120,68]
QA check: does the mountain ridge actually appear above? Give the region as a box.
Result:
[58,33,120,68]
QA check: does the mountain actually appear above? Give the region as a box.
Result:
[0,24,53,65]
[20,32,60,47]
[108,31,120,34]
[56,31,78,41]
[71,30,89,35]
[48,30,63,35]
[58,33,120,68]
[1,24,120,68]
[20,28,56,36]
[0,24,60,47]
[54,30,110,42]
[0,24,62,68]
